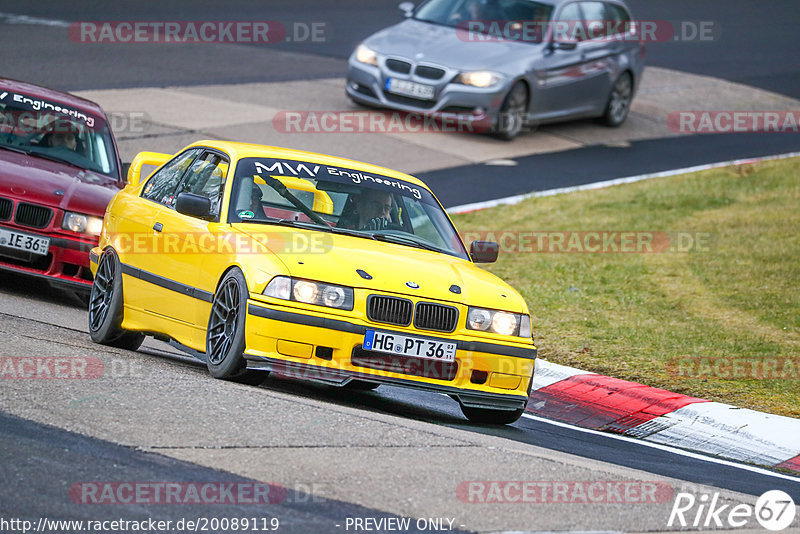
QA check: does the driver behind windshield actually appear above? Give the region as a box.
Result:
[338,189,393,231]
[46,131,79,151]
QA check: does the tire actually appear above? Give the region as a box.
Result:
[460,403,525,425]
[206,268,260,382]
[344,380,380,391]
[600,72,633,127]
[493,82,528,141]
[88,249,145,351]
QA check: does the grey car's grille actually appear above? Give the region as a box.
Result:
[386,59,412,74]
[415,66,446,80]
[0,197,12,220]
[414,302,458,332]
[367,296,413,326]
[15,203,53,229]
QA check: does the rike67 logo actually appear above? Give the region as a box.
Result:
[668,490,796,531]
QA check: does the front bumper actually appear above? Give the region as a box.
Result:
[244,300,535,411]
[346,59,507,131]
[0,224,96,290]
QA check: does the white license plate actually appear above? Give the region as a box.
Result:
[0,228,50,256]
[385,78,436,100]
[363,330,456,362]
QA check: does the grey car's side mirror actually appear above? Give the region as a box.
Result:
[552,40,578,51]
[398,1,414,17]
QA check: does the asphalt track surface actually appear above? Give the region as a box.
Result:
[2,0,799,98]
[426,131,800,207]
[0,411,443,534]
[2,1,800,531]
[1,273,800,532]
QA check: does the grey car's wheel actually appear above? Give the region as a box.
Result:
[206,268,261,382]
[460,403,525,425]
[494,82,528,141]
[88,249,145,351]
[601,72,633,127]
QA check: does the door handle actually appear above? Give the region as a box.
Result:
[153,222,163,232]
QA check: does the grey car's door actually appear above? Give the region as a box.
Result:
[530,1,612,120]
[574,1,620,112]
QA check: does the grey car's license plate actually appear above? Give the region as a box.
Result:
[385,78,435,100]
[363,329,456,362]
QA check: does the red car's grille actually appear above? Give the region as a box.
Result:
[14,203,53,229]
[0,197,12,220]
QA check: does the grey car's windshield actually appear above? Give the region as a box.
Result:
[229,157,469,260]
[415,0,554,42]
[0,94,118,178]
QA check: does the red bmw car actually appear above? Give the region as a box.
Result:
[0,78,124,293]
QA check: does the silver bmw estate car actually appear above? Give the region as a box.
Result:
[346,0,645,139]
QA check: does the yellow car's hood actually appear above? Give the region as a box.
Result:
[238,226,526,312]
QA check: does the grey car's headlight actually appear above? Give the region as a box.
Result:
[264,276,354,310]
[456,71,503,88]
[467,306,531,337]
[355,44,378,66]
[62,212,104,235]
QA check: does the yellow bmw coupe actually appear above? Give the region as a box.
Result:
[89,141,536,424]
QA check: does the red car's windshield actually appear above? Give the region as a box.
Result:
[0,93,119,178]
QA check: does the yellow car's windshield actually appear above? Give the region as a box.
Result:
[228,157,468,259]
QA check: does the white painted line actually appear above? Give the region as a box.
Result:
[447,151,800,214]
[521,413,800,483]
[0,12,70,27]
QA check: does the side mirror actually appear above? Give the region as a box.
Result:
[551,40,578,51]
[126,151,172,187]
[175,192,212,220]
[470,241,499,263]
[398,1,414,17]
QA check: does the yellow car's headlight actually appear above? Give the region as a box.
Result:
[355,44,378,66]
[62,212,104,235]
[467,306,531,337]
[264,276,354,311]
[456,71,502,88]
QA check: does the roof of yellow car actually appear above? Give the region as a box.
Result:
[187,140,429,189]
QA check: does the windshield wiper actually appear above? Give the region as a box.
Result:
[23,148,89,172]
[272,219,377,240]
[0,144,30,155]
[414,17,449,28]
[259,175,330,227]
[371,233,443,253]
